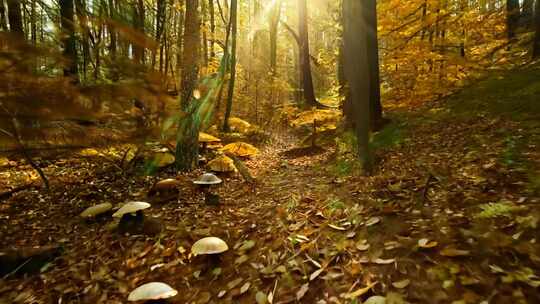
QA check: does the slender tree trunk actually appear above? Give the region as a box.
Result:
[343,0,373,175]
[0,0,8,31]
[108,0,118,80]
[298,0,317,108]
[208,0,215,59]
[222,0,237,132]
[60,0,78,82]
[175,0,200,171]
[269,0,281,75]
[75,0,90,81]
[133,0,145,64]
[201,0,208,67]
[533,0,540,58]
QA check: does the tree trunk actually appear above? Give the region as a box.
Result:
[7,0,24,36]
[507,0,520,40]
[108,0,118,80]
[75,0,90,81]
[364,0,384,131]
[175,0,200,171]
[222,0,237,132]
[522,0,534,27]
[132,0,145,64]
[269,0,281,75]
[201,0,208,67]
[0,0,8,31]
[60,0,78,82]
[298,0,317,108]
[208,0,215,59]
[533,0,540,58]
[343,0,373,175]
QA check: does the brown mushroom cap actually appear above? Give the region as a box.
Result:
[193,173,222,185]
[112,202,151,218]
[153,178,181,190]
[80,203,113,218]
[191,237,229,255]
[127,282,178,302]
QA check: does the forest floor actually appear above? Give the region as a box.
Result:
[1,65,540,304]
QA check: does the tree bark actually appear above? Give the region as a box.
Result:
[208,0,215,59]
[364,0,384,131]
[298,0,317,108]
[132,0,145,64]
[343,0,373,175]
[222,0,237,132]
[522,0,534,27]
[0,0,8,31]
[60,0,79,82]
[175,0,200,171]
[533,0,540,58]
[507,0,520,40]
[7,0,24,36]
[269,0,281,75]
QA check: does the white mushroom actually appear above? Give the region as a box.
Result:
[193,173,222,185]
[80,203,113,218]
[127,282,178,302]
[112,202,151,218]
[191,237,229,256]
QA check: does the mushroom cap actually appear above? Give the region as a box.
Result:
[199,132,221,143]
[208,155,237,173]
[127,282,178,301]
[80,202,113,218]
[112,202,151,218]
[153,178,182,190]
[153,152,175,168]
[228,117,252,133]
[191,237,229,255]
[220,142,259,157]
[193,173,222,185]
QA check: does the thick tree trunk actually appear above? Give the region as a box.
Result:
[522,0,534,27]
[222,0,237,132]
[507,0,520,40]
[60,0,78,82]
[343,0,373,175]
[175,0,200,171]
[7,0,24,36]
[298,0,317,108]
[365,0,384,131]
[533,0,540,58]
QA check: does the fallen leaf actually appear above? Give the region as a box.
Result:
[373,258,395,265]
[440,248,470,257]
[227,278,243,290]
[328,223,347,231]
[310,268,325,281]
[296,283,309,301]
[240,282,250,294]
[392,279,410,289]
[364,295,386,304]
[255,291,267,304]
[418,238,438,249]
[344,282,376,299]
[366,217,381,227]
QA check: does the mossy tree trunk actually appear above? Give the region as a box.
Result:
[222,0,237,132]
[175,0,200,171]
